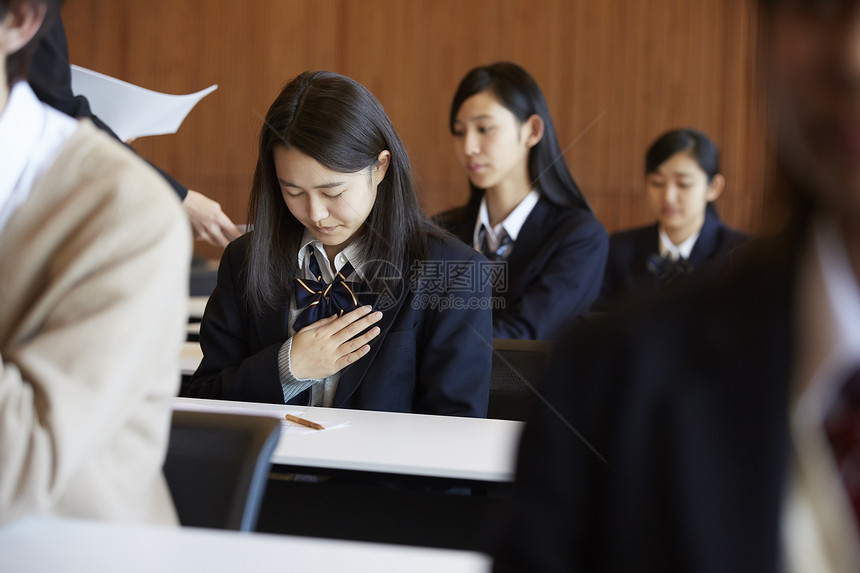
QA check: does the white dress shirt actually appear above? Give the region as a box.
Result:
[472,189,540,253]
[0,82,77,234]
[658,226,700,261]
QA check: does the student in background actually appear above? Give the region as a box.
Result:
[28,12,241,248]
[0,0,189,524]
[186,71,491,417]
[436,62,608,340]
[493,1,860,571]
[600,128,751,306]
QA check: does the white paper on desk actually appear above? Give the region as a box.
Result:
[69,64,217,141]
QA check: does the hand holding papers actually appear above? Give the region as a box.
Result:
[69,64,217,141]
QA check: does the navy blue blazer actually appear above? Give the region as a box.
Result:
[437,194,608,340]
[493,233,798,572]
[600,211,751,307]
[185,233,492,417]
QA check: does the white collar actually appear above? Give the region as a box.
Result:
[297,228,365,283]
[658,226,700,261]
[0,82,77,233]
[472,189,540,249]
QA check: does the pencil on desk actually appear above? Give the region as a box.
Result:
[285,414,325,430]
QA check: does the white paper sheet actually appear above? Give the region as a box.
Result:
[69,64,217,141]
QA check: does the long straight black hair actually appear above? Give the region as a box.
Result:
[449,62,592,212]
[645,128,721,217]
[246,71,435,312]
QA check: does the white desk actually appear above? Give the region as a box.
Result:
[174,397,523,482]
[0,517,490,573]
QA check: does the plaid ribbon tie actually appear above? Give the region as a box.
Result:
[293,249,365,331]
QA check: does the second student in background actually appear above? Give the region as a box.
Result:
[600,128,750,307]
[437,62,608,340]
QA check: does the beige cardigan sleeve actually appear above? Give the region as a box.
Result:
[0,123,191,524]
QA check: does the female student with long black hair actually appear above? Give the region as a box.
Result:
[186,71,492,417]
[600,128,750,305]
[437,62,608,340]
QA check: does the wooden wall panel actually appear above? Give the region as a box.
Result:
[61,0,767,261]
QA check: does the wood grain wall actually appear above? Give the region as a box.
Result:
[62,0,769,260]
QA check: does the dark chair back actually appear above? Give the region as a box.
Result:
[489,339,554,421]
[163,410,280,531]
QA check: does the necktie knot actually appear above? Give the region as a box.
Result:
[646,253,693,289]
[292,249,365,331]
[479,225,513,262]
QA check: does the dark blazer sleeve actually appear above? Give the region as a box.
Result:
[494,206,609,340]
[29,15,188,200]
[184,237,286,403]
[413,239,493,417]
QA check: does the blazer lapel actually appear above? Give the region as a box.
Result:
[688,212,721,268]
[504,198,551,281]
[332,259,411,407]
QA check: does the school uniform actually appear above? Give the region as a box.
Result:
[492,222,860,572]
[185,232,492,417]
[600,211,751,306]
[437,191,608,340]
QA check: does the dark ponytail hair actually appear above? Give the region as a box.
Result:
[246,70,434,312]
[645,128,721,216]
[449,62,592,212]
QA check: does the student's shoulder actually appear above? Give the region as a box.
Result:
[718,223,754,251]
[434,204,468,228]
[62,121,180,214]
[425,228,486,262]
[433,203,478,244]
[609,223,657,248]
[536,197,606,238]
[39,121,186,243]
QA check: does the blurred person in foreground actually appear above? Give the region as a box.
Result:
[493,1,860,571]
[0,0,189,524]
